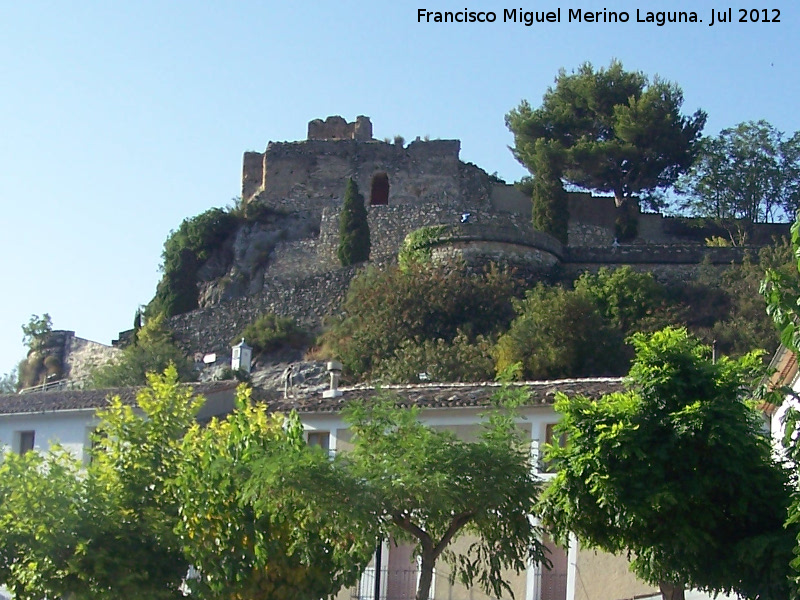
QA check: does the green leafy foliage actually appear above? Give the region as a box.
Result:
[89,314,194,388]
[0,367,201,599]
[338,178,371,266]
[235,313,308,354]
[175,388,376,600]
[373,332,495,383]
[397,225,448,271]
[762,223,800,352]
[16,313,56,389]
[539,327,795,599]
[0,368,378,600]
[319,263,519,381]
[0,449,89,600]
[495,284,625,379]
[21,313,52,352]
[688,241,794,357]
[675,120,800,225]
[148,207,239,317]
[528,141,569,244]
[574,266,667,335]
[342,391,548,600]
[506,60,706,207]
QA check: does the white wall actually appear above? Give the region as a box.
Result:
[0,410,98,463]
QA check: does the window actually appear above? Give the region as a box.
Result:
[17,430,35,455]
[307,431,330,451]
[370,173,389,205]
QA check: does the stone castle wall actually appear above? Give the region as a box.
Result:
[307,115,372,141]
[63,333,120,385]
[152,116,791,360]
[243,138,464,210]
[560,245,752,283]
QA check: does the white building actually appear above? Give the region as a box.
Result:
[266,376,670,600]
[0,374,739,600]
[0,381,238,462]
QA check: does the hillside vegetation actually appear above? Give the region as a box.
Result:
[316,241,795,384]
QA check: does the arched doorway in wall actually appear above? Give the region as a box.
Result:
[370,172,389,206]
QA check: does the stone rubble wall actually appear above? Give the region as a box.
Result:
[167,266,362,360]
[560,245,751,284]
[307,115,372,141]
[245,138,463,208]
[62,333,121,385]
[319,206,546,265]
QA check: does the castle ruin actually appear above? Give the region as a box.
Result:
[160,116,787,360]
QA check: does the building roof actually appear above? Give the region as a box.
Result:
[0,377,626,418]
[264,377,626,414]
[760,344,800,417]
[0,381,239,416]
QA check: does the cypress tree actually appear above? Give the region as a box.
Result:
[338,178,371,266]
[531,142,569,245]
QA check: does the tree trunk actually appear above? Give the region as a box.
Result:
[658,580,686,600]
[416,549,436,600]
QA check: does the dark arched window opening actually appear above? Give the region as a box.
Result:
[370,173,389,206]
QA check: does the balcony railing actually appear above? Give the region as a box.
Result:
[351,568,423,600]
[539,571,568,600]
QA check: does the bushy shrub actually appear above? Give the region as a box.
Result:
[235,313,307,354]
[217,367,251,382]
[319,262,520,380]
[90,315,194,388]
[574,266,667,335]
[495,285,625,380]
[397,225,448,271]
[689,240,796,356]
[373,332,495,383]
[18,353,44,389]
[148,208,239,317]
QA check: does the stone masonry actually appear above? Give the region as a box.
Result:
[150,115,790,361]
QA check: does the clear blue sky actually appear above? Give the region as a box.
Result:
[1,0,798,377]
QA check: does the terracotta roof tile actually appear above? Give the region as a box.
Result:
[0,381,239,415]
[263,377,625,414]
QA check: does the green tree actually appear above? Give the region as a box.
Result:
[495,284,625,379]
[506,60,706,211]
[338,178,371,266]
[175,388,376,600]
[90,313,194,387]
[574,266,666,335]
[676,120,800,229]
[0,367,200,599]
[762,216,800,590]
[342,391,548,600]
[529,140,569,244]
[0,369,17,393]
[21,313,52,352]
[539,327,795,600]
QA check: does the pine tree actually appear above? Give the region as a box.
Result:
[338,178,371,266]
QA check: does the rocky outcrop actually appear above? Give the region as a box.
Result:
[197,211,321,307]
